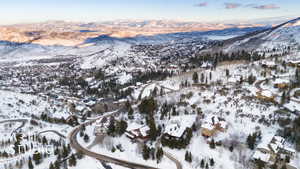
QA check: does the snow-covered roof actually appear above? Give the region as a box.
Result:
[219,121,228,129]
[288,59,300,64]
[126,123,143,131]
[201,122,215,130]
[274,79,289,84]
[261,90,273,98]
[228,77,238,83]
[165,123,187,138]
[262,61,276,66]
[257,133,275,150]
[76,105,86,112]
[284,147,296,153]
[284,101,300,112]
[253,151,271,163]
[140,126,150,137]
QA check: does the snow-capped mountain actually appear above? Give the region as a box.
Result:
[208,17,300,53]
[0,25,266,68]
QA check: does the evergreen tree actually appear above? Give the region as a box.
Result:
[192,72,199,84]
[68,154,77,167]
[200,159,205,168]
[49,163,55,169]
[209,139,216,149]
[229,145,234,152]
[107,118,116,136]
[28,157,34,169]
[33,152,41,165]
[142,145,150,160]
[147,116,158,141]
[138,97,157,114]
[210,158,215,166]
[156,147,164,163]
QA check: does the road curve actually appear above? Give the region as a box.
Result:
[69,112,159,169]
[163,151,182,169]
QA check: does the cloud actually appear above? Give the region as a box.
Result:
[195,2,208,7]
[253,4,280,10]
[224,3,241,9]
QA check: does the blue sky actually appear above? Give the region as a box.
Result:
[0,0,299,24]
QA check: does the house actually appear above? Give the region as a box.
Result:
[287,59,300,68]
[274,79,290,89]
[125,123,150,141]
[252,134,297,168]
[163,115,196,140]
[201,115,228,137]
[164,123,189,140]
[261,61,277,69]
[256,90,275,102]
[94,117,109,136]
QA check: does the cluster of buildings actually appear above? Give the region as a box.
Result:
[201,115,228,137]
[252,134,297,169]
[124,123,150,141]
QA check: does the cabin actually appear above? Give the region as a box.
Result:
[287,60,300,68]
[261,61,277,69]
[256,90,275,102]
[201,115,228,137]
[125,123,150,141]
[164,123,189,140]
[163,115,196,140]
[94,117,109,136]
[252,134,297,168]
[274,79,290,89]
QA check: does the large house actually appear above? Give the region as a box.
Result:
[261,61,277,69]
[274,79,290,89]
[287,59,300,68]
[163,115,196,140]
[252,134,297,169]
[125,123,150,141]
[201,115,228,137]
[94,117,109,136]
[256,90,275,102]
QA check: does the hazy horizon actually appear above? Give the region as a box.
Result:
[0,0,299,25]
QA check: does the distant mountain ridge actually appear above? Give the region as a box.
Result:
[0,20,262,46]
[202,17,300,53]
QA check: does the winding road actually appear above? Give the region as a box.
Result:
[69,111,159,169]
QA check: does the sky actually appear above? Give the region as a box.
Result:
[0,0,299,24]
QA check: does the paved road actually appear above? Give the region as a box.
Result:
[163,152,182,169]
[69,111,159,169]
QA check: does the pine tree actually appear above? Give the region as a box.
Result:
[49,163,55,169]
[28,157,34,169]
[128,106,134,119]
[192,72,199,84]
[68,154,77,167]
[156,147,163,163]
[185,151,189,162]
[229,145,234,152]
[200,159,205,168]
[205,163,209,169]
[210,158,214,166]
[33,152,41,165]
[281,91,286,105]
[201,73,205,83]
[147,116,158,141]
[107,117,116,136]
[142,145,150,160]
[209,139,216,149]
